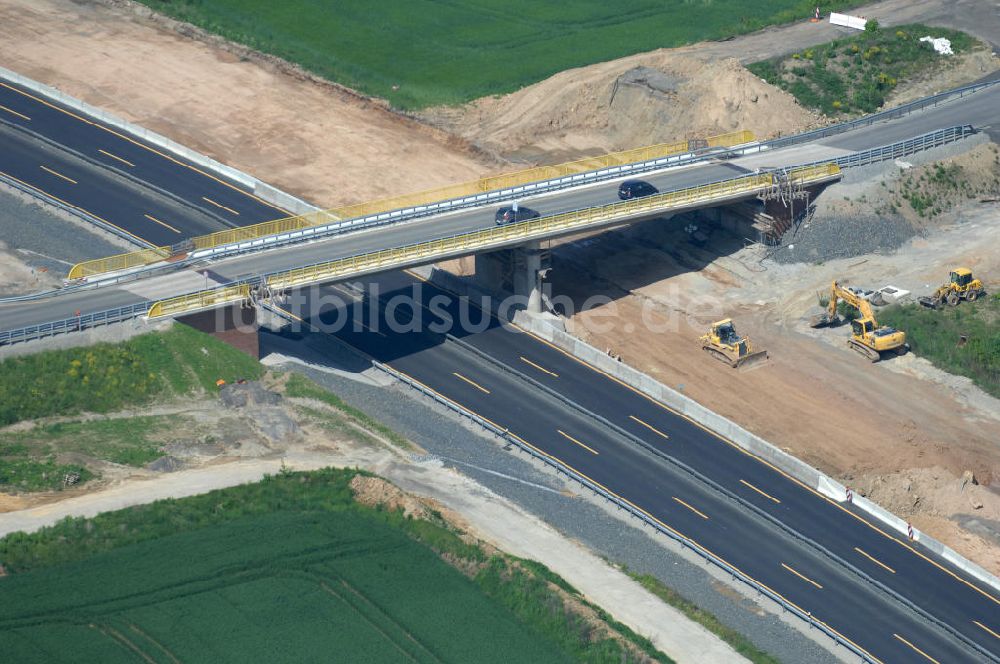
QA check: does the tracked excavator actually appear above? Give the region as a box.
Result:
[811,281,907,362]
[700,319,769,369]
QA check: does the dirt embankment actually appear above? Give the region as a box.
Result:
[550,145,1000,572]
[0,0,499,207]
[422,53,822,162]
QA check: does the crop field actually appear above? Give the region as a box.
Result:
[136,0,865,109]
[0,468,665,663]
[0,511,574,663]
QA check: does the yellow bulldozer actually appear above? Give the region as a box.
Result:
[700,319,769,369]
[811,281,907,362]
[918,268,985,309]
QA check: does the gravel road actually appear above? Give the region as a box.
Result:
[0,185,122,291]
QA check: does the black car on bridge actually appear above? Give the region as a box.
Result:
[617,179,658,200]
[495,205,541,225]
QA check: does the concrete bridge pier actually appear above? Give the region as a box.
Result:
[473,241,550,315]
[512,241,548,315]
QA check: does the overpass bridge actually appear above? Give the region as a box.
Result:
[1,71,999,663]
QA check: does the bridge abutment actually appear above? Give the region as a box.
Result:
[178,302,259,359]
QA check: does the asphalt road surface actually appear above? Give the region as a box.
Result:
[275,271,998,663]
[0,77,286,244]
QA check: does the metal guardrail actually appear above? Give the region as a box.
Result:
[58,77,1000,282]
[0,301,150,346]
[142,165,837,320]
[0,171,157,251]
[764,78,1000,151]
[816,125,976,169]
[440,319,996,663]
[260,165,834,294]
[66,130,753,280]
[373,360,881,663]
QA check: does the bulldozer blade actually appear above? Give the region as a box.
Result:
[735,350,769,371]
[917,296,941,310]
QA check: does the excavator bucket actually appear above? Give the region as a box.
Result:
[917,295,942,310]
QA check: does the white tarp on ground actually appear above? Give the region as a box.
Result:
[829,12,868,30]
[920,36,954,55]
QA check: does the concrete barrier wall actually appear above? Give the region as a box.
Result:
[510,310,1000,595]
[0,65,317,215]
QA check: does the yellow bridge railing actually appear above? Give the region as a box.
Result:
[147,163,839,320]
[147,284,251,319]
[71,130,755,281]
[68,246,172,279]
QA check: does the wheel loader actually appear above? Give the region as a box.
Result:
[918,268,985,309]
[700,319,768,369]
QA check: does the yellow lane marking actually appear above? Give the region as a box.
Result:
[781,562,823,589]
[672,496,709,520]
[202,196,240,215]
[0,103,30,120]
[99,149,135,167]
[378,363,883,664]
[892,633,940,663]
[510,324,1000,608]
[453,372,490,394]
[144,214,181,234]
[520,356,559,377]
[557,429,599,455]
[974,620,1000,640]
[40,165,77,184]
[739,479,781,504]
[0,81,287,214]
[0,169,150,245]
[854,547,896,574]
[629,414,669,440]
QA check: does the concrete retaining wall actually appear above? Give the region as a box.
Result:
[420,265,1000,595]
[512,310,1000,595]
[0,65,317,216]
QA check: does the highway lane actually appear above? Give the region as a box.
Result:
[0,77,286,231]
[399,273,1000,647]
[0,123,228,245]
[286,283,990,662]
[3,83,1000,333]
[359,272,1000,655]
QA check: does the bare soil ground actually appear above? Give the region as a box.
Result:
[552,166,1000,572]
[0,0,499,207]
[421,54,823,162]
[1,0,997,587]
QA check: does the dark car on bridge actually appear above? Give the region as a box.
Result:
[617,179,658,200]
[495,205,541,225]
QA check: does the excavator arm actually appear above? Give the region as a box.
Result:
[827,281,879,327]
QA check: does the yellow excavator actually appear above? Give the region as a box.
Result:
[918,268,985,309]
[811,281,907,362]
[700,319,769,369]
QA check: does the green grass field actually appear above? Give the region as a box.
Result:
[0,324,261,427]
[880,295,1000,398]
[0,468,667,663]
[0,416,172,492]
[136,0,865,109]
[748,23,976,115]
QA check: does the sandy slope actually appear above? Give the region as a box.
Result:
[0,0,498,208]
